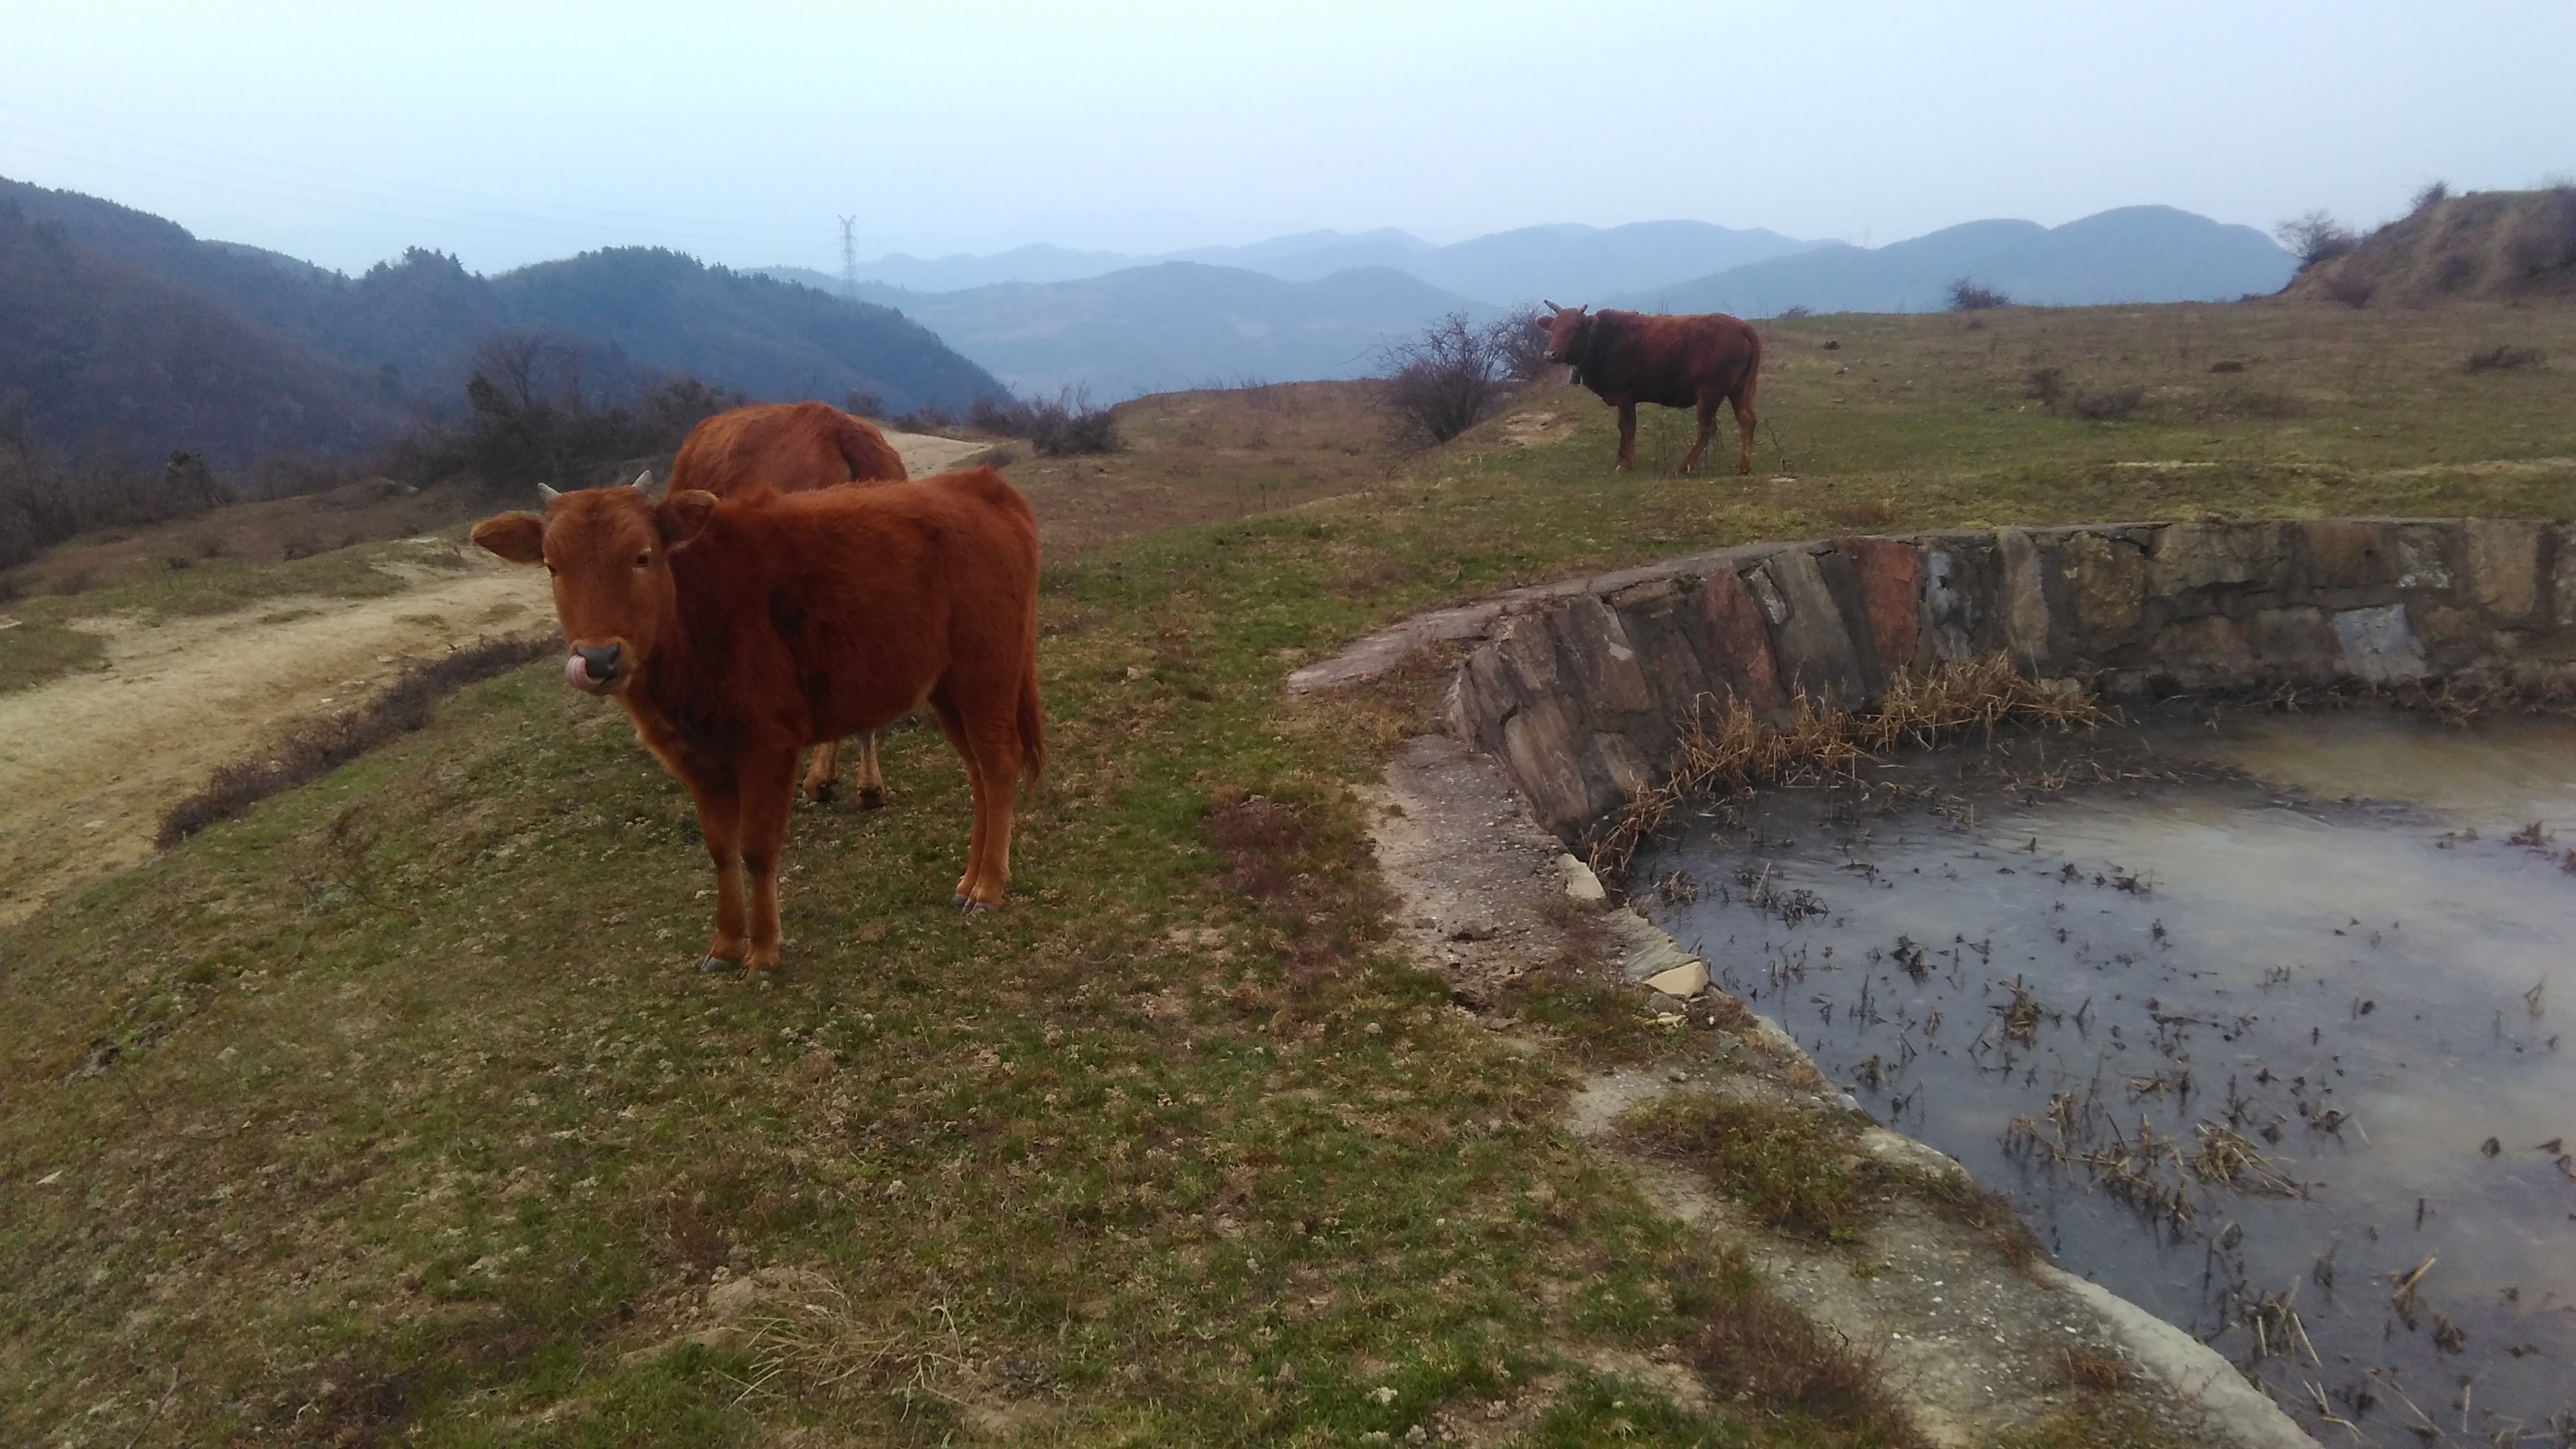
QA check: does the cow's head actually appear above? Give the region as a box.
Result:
[1537,301,1593,365]
[469,472,715,697]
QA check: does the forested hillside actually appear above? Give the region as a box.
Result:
[0,178,1004,468]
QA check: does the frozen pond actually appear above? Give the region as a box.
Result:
[1640,707,2576,1443]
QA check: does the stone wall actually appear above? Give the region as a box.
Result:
[1440,519,2576,844]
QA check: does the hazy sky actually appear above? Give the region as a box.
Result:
[3,0,2569,276]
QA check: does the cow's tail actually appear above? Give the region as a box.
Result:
[834,412,908,482]
[1015,651,1047,804]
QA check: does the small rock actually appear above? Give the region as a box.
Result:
[1557,854,1605,903]
[1646,991,1687,1015]
[1642,960,1709,998]
[35,1170,64,1187]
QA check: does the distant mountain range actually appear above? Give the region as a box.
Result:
[1608,207,2297,316]
[0,174,2306,465]
[799,263,1497,399]
[761,207,2295,398]
[796,220,1825,306]
[0,177,1002,467]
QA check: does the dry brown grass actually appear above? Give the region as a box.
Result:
[1590,654,2102,874]
[998,380,1398,557]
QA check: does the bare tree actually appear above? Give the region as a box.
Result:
[1493,305,1555,382]
[1378,313,1515,445]
[1946,278,2010,311]
[2274,211,2357,271]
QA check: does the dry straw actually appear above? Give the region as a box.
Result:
[1588,653,2102,875]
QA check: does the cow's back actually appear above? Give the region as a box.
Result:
[1586,310,1759,406]
[685,469,1037,740]
[671,402,908,500]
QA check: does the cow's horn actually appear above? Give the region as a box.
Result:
[537,482,562,502]
[631,470,656,496]
[1542,298,1561,313]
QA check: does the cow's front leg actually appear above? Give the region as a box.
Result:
[684,779,748,971]
[734,747,801,973]
[1683,395,1719,475]
[1616,400,1638,470]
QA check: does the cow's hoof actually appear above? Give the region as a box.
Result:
[695,954,743,975]
[951,893,993,914]
[857,788,886,811]
[802,784,834,807]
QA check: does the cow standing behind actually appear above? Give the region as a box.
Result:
[1537,304,1762,475]
[668,401,908,809]
[470,469,1044,974]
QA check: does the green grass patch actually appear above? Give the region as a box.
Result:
[1620,1093,1864,1242]
[0,616,107,695]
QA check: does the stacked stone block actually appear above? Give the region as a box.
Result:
[1443,519,2576,843]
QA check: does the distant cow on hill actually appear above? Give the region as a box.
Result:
[1537,303,1762,475]
[671,401,908,809]
[470,469,1044,974]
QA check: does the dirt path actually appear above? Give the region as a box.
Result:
[0,430,986,926]
[0,546,549,924]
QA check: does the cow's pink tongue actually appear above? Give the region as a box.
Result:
[564,653,592,689]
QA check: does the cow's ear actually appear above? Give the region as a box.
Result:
[656,490,718,550]
[470,513,545,564]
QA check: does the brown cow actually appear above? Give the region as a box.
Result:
[668,401,909,809]
[470,469,1043,974]
[1537,303,1762,475]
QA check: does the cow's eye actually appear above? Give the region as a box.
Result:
[634,551,652,569]
[545,564,557,576]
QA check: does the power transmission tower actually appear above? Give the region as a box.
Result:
[838,215,859,299]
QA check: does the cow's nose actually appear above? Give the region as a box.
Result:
[575,644,622,680]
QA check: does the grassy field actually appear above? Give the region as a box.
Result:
[3,297,2574,1447]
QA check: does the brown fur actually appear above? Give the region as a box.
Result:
[1538,305,1762,474]
[470,469,1045,972]
[670,401,909,806]
[668,400,906,499]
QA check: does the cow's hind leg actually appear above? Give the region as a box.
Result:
[923,694,991,908]
[1733,375,1758,476]
[854,731,886,810]
[732,747,800,973]
[930,685,1024,911]
[800,740,840,804]
[1615,400,1638,470]
[1682,393,1720,475]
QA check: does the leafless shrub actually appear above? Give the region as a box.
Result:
[1775,304,1814,319]
[2024,368,2065,408]
[2067,386,2146,422]
[2207,359,2246,374]
[1376,312,1515,446]
[2320,271,2376,307]
[970,387,1121,456]
[1493,305,1556,383]
[49,567,94,597]
[2409,180,2451,212]
[280,528,324,561]
[2465,344,2544,373]
[1946,278,2010,311]
[2275,210,2357,270]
